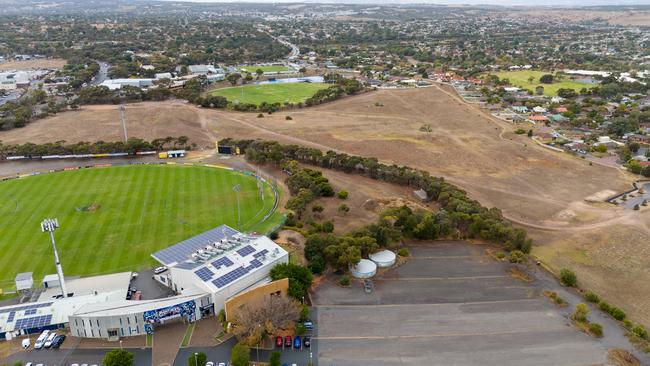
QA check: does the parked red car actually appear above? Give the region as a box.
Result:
[284,336,292,348]
[276,336,283,348]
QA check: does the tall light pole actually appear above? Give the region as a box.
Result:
[233,184,241,230]
[119,104,128,142]
[41,218,68,298]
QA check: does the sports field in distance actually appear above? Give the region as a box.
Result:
[238,65,293,73]
[0,164,281,285]
[209,82,329,106]
[492,70,592,96]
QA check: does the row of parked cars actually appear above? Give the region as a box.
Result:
[32,330,66,349]
[275,335,311,349]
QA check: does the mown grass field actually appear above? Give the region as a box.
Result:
[492,70,592,97]
[238,65,293,73]
[0,164,281,285]
[209,82,329,106]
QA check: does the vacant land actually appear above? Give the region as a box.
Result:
[0,101,214,148]
[314,242,619,366]
[238,65,292,73]
[492,70,591,96]
[208,82,328,105]
[0,58,66,71]
[0,164,279,284]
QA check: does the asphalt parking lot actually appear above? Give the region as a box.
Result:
[313,241,609,366]
[175,334,317,366]
[6,347,151,366]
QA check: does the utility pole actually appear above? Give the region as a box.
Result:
[233,184,241,230]
[41,218,68,298]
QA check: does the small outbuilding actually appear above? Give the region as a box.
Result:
[369,250,396,268]
[15,272,33,291]
[349,259,377,279]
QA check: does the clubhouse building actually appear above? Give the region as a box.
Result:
[0,225,288,340]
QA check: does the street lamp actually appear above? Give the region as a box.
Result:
[194,352,198,366]
[41,218,68,298]
[233,184,241,229]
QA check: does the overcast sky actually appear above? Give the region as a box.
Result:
[168,0,650,5]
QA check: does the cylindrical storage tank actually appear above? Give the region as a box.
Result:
[349,259,377,279]
[369,250,396,268]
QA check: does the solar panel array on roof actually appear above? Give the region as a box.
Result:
[237,245,255,257]
[0,302,53,314]
[212,257,234,268]
[152,225,239,266]
[212,267,248,288]
[248,259,263,269]
[7,312,16,322]
[14,315,53,330]
[194,267,215,281]
[253,249,269,258]
[24,308,38,315]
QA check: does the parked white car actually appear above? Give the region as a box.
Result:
[34,330,50,349]
[43,332,57,348]
[154,266,167,274]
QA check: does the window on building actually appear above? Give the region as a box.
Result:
[108,330,118,338]
[96,319,100,327]
[119,318,122,326]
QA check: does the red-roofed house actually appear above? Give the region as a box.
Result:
[529,115,549,122]
[554,107,568,113]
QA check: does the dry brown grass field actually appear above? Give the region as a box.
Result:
[0,58,67,70]
[0,101,214,148]
[3,86,650,327]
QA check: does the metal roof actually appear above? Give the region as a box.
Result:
[151,225,239,267]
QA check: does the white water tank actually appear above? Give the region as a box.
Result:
[349,259,377,279]
[369,250,396,268]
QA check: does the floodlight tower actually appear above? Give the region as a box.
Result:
[41,218,68,298]
[233,184,241,230]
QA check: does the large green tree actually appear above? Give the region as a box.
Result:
[103,349,134,366]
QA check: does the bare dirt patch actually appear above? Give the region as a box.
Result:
[0,58,67,70]
[0,101,214,148]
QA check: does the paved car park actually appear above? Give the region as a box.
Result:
[313,241,610,366]
[6,347,151,366]
[175,334,317,366]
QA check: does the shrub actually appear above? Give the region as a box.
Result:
[286,116,293,120]
[514,128,526,134]
[257,113,264,118]
[296,323,307,335]
[495,251,506,259]
[270,352,281,366]
[299,304,310,322]
[584,290,600,303]
[231,343,250,366]
[559,268,577,287]
[598,301,611,313]
[338,203,350,214]
[337,190,349,199]
[269,231,279,240]
[187,352,207,366]
[339,274,351,286]
[508,250,525,263]
[632,324,648,340]
[397,248,410,257]
[624,319,633,329]
[312,204,324,213]
[589,323,604,337]
[610,307,626,321]
[572,303,589,323]
[104,349,135,366]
